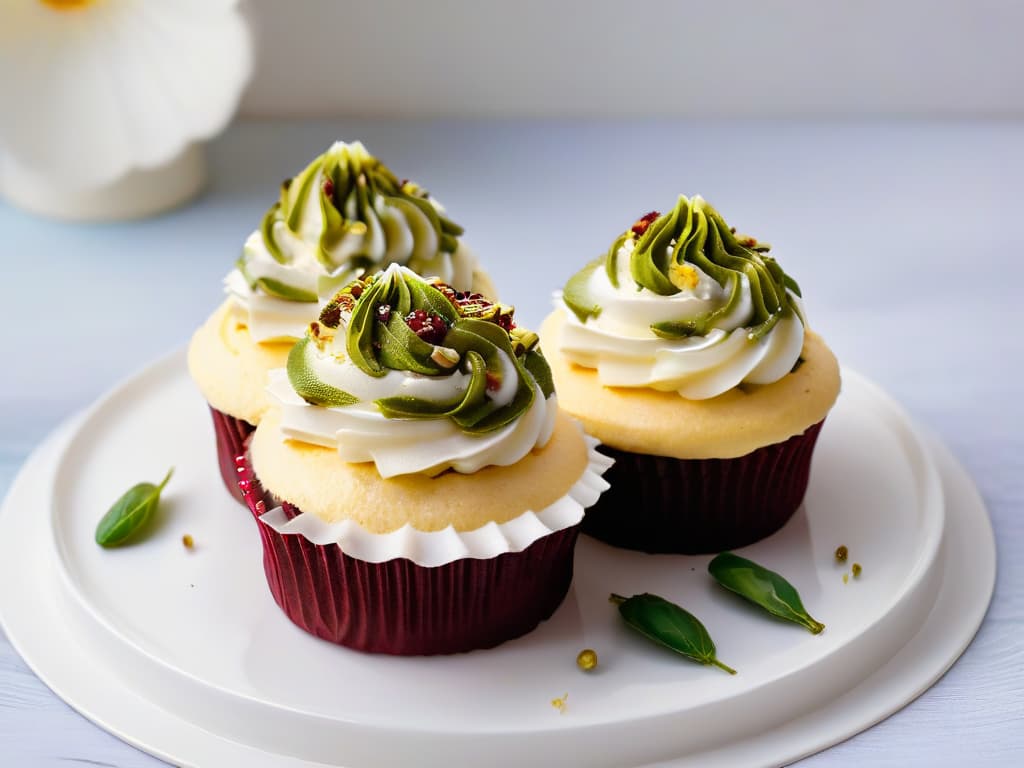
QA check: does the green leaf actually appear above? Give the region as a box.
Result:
[95,468,173,548]
[563,258,604,323]
[610,593,736,674]
[708,552,825,634]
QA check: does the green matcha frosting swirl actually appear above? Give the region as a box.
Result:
[235,141,466,304]
[287,265,553,435]
[566,194,802,341]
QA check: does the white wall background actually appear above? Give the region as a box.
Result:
[241,0,1024,117]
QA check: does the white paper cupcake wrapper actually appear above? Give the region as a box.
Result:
[258,428,613,567]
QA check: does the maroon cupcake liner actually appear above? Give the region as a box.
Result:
[582,420,826,555]
[237,455,580,655]
[208,406,255,504]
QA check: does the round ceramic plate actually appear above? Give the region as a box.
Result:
[0,352,995,768]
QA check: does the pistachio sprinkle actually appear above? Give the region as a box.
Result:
[576,648,598,671]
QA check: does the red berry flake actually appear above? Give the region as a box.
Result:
[428,278,516,332]
[350,283,363,298]
[322,178,335,198]
[631,211,661,237]
[376,303,392,324]
[405,310,448,345]
[485,371,501,392]
[320,304,342,328]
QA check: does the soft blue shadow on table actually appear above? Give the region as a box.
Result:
[0,118,1019,767]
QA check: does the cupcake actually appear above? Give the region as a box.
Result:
[188,140,497,501]
[540,194,840,554]
[242,264,611,654]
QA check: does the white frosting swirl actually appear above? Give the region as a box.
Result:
[557,239,805,399]
[267,371,556,478]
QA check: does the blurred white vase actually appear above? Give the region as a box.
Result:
[0,0,252,221]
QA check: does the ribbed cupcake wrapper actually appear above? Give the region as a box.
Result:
[208,406,255,504]
[582,420,825,555]
[237,455,581,655]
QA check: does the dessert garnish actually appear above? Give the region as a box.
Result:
[550,693,569,714]
[576,648,598,672]
[708,552,825,635]
[834,545,848,563]
[564,194,801,341]
[95,468,173,548]
[288,266,554,433]
[182,534,195,550]
[852,563,863,579]
[609,592,736,675]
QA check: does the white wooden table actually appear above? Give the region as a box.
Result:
[0,118,1019,766]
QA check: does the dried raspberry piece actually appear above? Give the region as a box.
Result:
[405,309,448,345]
[631,211,661,237]
[320,305,342,328]
[428,278,516,332]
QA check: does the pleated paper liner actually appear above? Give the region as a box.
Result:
[208,406,255,504]
[582,420,825,555]
[236,435,613,655]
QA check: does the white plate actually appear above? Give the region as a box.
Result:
[0,352,995,768]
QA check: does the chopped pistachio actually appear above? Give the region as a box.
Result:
[576,649,598,671]
[550,693,569,714]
